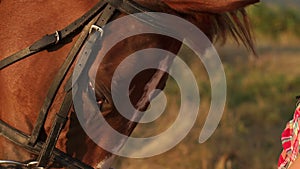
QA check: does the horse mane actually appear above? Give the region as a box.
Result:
[136,0,258,54]
[201,9,256,54]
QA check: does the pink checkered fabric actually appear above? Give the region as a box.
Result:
[278,105,300,169]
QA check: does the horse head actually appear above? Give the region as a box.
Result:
[77,0,259,167]
[0,0,259,168]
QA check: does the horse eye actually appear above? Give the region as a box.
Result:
[97,97,112,112]
[88,82,112,112]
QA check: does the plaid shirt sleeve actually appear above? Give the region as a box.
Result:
[278,104,300,169]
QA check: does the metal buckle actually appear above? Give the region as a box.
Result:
[89,25,104,36]
[54,31,60,44]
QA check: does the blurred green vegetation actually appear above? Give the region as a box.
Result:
[248,4,300,39]
[113,49,300,169]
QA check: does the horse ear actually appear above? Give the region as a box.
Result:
[162,0,259,13]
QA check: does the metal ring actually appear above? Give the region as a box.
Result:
[26,161,39,168]
[0,160,43,168]
[89,25,104,36]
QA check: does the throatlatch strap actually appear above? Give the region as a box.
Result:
[106,0,170,33]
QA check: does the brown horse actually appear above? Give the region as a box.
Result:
[0,0,258,168]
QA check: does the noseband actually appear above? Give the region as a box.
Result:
[0,0,157,168]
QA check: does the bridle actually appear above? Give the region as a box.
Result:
[0,0,159,168]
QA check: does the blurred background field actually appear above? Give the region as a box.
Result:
[112,1,300,169]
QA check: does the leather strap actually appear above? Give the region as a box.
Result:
[72,3,116,86]
[106,0,150,14]
[28,12,102,146]
[36,4,116,167]
[0,120,92,169]
[0,0,106,70]
[106,0,170,33]
[37,91,73,167]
